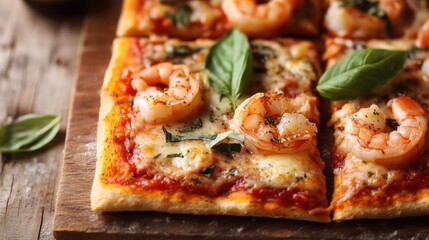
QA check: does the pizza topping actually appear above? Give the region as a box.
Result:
[177,118,203,133]
[206,28,253,109]
[317,48,407,100]
[200,165,216,178]
[165,3,192,26]
[221,0,294,37]
[232,91,318,155]
[339,96,427,169]
[132,62,203,123]
[166,45,203,58]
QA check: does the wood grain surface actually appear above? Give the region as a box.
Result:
[0,1,85,239]
[52,1,429,239]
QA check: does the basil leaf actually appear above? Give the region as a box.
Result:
[163,126,216,142]
[166,4,192,26]
[212,143,241,154]
[177,118,203,133]
[0,114,61,153]
[206,131,244,148]
[200,165,215,178]
[206,28,253,109]
[317,48,407,100]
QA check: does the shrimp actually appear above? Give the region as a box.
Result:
[324,0,411,39]
[232,91,318,154]
[343,96,428,168]
[132,62,203,124]
[221,0,294,37]
[416,19,429,48]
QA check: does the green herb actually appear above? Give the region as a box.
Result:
[177,118,203,133]
[340,0,392,37]
[317,48,407,100]
[200,165,215,178]
[206,131,244,148]
[166,4,192,26]
[229,168,238,176]
[0,114,61,153]
[212,143,241,153]
[190,176,200,183]
[166,153,184,158]
[167,45,203,58]
[163,127,244,154]
[206,28,253,109]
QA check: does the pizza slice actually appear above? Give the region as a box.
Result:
[324,37,429,221]
[91,35,330,222]
[117,0,322,39]
[324,0,429,40]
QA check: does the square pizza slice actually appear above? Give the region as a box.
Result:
[91,36,330,222]
[324,37,429,221]
[117,0,322,39]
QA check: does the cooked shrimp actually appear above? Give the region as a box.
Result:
[416,19,429,48]
[343,96,428,168]
[132,62,203,124]
[233,91,318,154]
[222,0,294,37]
[324,0,410,39]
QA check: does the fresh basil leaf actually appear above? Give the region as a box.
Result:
[200,165,215,178]
[177,118,203,133]
[206,131,244,148]
[166,4,192,26]
[0,114,61,153]
[317,48,407,100]
[163,126,216,142]
[206,28,253,109]
[212,143,241,154]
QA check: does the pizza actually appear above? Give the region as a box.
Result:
[91,36,330,222]
[117,0,322,39]
[324,37,429,221]
[92,0,429,223]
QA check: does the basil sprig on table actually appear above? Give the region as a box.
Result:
[317,48,407,100]
[206,28,253,109]
[0,114,61,153]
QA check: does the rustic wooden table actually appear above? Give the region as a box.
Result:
[0,1,85,239]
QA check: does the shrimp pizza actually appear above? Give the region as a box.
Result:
[321,36,429,221]
[117,0,322,39]
[91,32,330,222]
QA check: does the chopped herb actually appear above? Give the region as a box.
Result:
[212,143,242,154]
[191,176,200,183]
[200,165,216,178]
[154,153,162,159]
[166,4,192,26]
[264,114,277,125]
[177,118,203,133]
[167,45,203,58]
[229,168,238,176]
[367,171,375,178]
[386,119,398,129]
[166,153,184,158]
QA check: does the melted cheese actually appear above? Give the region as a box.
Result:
[128,38,324,196]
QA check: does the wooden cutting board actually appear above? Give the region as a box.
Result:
[53,1,429,239]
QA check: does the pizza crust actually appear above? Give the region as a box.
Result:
[91,37,330,222]
[333,190,429,221]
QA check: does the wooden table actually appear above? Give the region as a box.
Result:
[0,1,85,239]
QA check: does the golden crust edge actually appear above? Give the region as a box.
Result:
[117,0,148,37]
[91,38,130,211]
[333,190,429,221]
